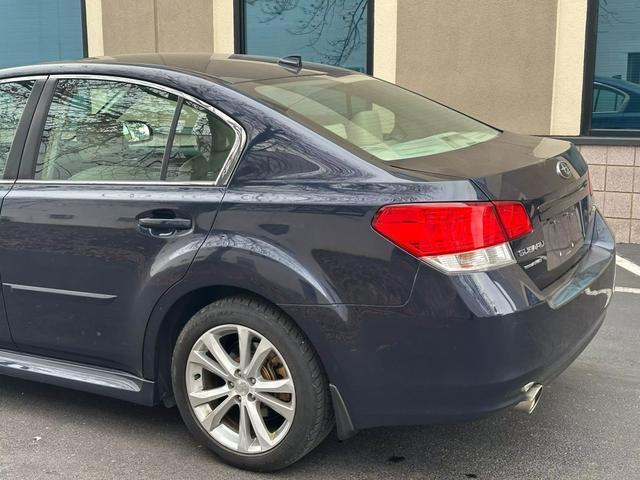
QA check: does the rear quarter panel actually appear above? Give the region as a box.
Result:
[143,76,488,380]
[194,96,489,306]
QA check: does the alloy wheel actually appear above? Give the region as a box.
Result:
[185,324,296,454]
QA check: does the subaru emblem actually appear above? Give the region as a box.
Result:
[556,160,572,179]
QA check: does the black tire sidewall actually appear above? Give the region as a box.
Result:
[172,299,324,472]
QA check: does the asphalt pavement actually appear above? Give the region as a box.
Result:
[1,248,639,480]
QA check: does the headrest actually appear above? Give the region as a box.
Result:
[346,110,383,146]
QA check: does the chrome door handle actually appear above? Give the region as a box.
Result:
[138,217,192,230]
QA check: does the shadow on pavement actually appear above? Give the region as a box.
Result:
[1,294,638,480]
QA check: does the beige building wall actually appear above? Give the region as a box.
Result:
[101,0,157,54]
[373,0,397,83]
[87,0,233,56]
[156,0,214,52]
[550,0,588,136]
[395,0,559,135]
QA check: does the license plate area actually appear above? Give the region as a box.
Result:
[543,204,585,270]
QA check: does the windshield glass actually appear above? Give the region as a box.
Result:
[236,74,499,161]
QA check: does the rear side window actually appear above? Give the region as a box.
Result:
[592,84,628,113]
[0,81,34,177]
[36,79,178,181]
[165,100,236,182]
[35,78,237,183]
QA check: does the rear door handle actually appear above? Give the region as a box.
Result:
[138,217,193,237]
[138,217,192,230]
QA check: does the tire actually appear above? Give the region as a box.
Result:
[172,294,333,471]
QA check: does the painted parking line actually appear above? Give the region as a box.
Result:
[615,286,640,294]
[613,255,640,294]
[616,255,640,277]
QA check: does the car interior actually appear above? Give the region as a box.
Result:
[35,79,235,183]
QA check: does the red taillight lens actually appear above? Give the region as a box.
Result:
[493,202,533,240]
[372,201,532,258]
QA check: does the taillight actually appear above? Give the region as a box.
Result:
[372,202,532,273]
[494,202,534,240]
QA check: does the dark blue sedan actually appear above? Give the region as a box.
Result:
[592,75,640,129]
[0,54,615,471]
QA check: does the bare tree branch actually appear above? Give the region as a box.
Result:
[248,0,368,68]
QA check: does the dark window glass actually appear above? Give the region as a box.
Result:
[591,0,640,130]
[36,79,178,181]
[240,0,370,73]
[593,84,628,113]
[0,0,84,68]
[0,81,34,176]
[36,79,237,183]
[165,101,236,182]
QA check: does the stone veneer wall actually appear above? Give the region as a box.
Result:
[578,145,640,243]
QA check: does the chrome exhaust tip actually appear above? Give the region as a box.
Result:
[514,382,543,414]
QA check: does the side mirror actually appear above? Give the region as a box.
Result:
[122,120,153,143]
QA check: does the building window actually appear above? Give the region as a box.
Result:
[0,0,85,69]
[585,0,640,134]
[235,0,373,74]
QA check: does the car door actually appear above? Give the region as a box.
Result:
[0,77,45,349]
[0,75,243,374]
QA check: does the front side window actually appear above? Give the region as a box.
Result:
[589,0,640,130]
[0,81,34,177]
[36,79,236,183]
[237,75,499,161]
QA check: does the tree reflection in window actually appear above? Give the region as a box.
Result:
[165,101,236,182]
[0,81,33,176]
[244,0,369,72]
[36,79,178,181]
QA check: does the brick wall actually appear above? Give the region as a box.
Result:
[578,145,639,243]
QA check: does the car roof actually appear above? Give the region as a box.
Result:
[0,53,353,85]
[594,75,640,96]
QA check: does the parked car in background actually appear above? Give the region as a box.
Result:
[592,75,640,129]
[0,54,615,471]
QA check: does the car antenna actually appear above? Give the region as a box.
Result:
[278,55,302,73]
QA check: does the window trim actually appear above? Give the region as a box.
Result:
[0,75,48,183]
[16,74,247,186]
[80,0,89,57]
[0,76,49,85]
[234,0,375,75]
[582,0,640,138]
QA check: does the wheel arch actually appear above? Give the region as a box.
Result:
[142,283,335,409]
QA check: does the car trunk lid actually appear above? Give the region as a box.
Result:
[389,132,592,288]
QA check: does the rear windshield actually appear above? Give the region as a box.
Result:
[236,74,499,161]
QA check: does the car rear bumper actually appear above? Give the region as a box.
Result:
[282,209,615,431]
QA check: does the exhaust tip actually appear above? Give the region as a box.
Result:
[514,382,543,414]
